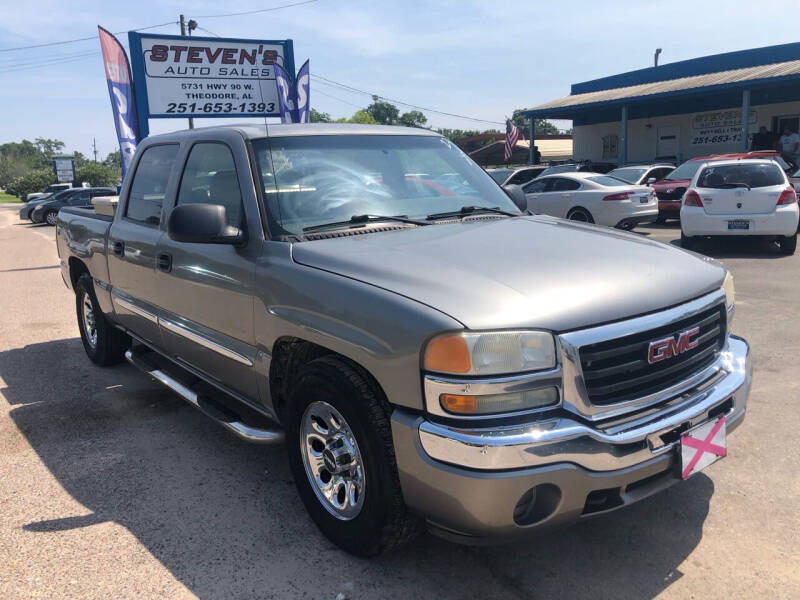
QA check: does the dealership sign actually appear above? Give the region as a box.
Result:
[53,156,75,183]
[690,108,758,146]
[128,32,294,136]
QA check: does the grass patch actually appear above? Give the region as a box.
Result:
[0,191,21,203]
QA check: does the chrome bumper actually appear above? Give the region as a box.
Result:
[418,335,750,472]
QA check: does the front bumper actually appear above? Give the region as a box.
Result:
[391,335,751,543]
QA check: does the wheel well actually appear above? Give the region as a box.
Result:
[68,257,89,289]
[567,206,593,220]
[269,337,386,422]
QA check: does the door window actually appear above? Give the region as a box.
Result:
[126,144,179,226]
[177,143,243,227]
[550,178,581,191]
[524,179,549,193]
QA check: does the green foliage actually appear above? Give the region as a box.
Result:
[335,109,378,124]
[310,108,333,123]
[511,109,560,135]
[0,137,69,191]
[6,169,56,199]
[76,162,119,187]
[365,95,399,125]
[398,110,427,128]
[33,138,65,157]
[104,150,121,169]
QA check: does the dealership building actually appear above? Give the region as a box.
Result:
[523,42,800,166]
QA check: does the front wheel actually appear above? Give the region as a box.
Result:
[285,356,420,556]
[76,274,129,365]
[44,210,58,226]
[566,207,594,223]
[779,233,797,255]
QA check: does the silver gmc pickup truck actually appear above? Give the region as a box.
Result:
[56,124,751,556]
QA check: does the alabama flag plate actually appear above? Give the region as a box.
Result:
[680,415,727,479]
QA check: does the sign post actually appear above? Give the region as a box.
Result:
[128,32,295,137]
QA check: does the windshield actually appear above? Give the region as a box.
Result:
[587,175,630,187]
[664,160,703,181]
[252,135,518,235]
[697,163,785,189]
[607,167,645,183]
[487,169,512,184]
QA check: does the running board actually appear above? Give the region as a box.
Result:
[125,349,284,445]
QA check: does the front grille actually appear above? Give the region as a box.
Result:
[656,187,686,201]
[579,303,726,406]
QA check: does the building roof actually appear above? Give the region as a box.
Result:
[523,43,800,122]
[469,138,573,166]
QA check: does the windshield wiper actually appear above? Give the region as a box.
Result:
[302,214,430,234]
[426,205,519,221]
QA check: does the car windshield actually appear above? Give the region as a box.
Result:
[607,167,645,183]
[664,160,703,181]
[697,163,785,189]
[252,135,518,235]
[487,169,512,184]
[539,164,576,177]
[587,175,630,187]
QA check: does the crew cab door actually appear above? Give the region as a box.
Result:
[108,144,180,343]
[155,137,261,400]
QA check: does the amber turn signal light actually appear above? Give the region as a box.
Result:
[424,334,471,373]
[439,393,478,414]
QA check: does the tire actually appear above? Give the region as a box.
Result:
[75,273,129,366]
[285,356,420,556]
[655,215,666,224]
[566,207,594,223]
[779,233,797,255]
[44,210,58,226]
[681,231,697,250]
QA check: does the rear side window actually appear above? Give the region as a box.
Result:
[551,178,580,191]
[126,144,179,226]
[177,143,243,227]
[697,163,785,189]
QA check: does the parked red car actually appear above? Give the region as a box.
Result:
[652,151,792,222]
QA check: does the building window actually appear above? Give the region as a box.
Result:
[602,135,619,159]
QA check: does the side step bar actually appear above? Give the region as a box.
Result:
[125,349,285,445]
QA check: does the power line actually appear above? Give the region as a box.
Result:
[313,87,364,109]
[0,52,101,75]
[0,21,176,53]
[193,0,319,19]
[193,26,220,38]
[312,74,504,125]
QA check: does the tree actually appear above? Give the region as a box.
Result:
[335,109,378,124]
[6,169,56,199]
[511,109,560,135]
[103,150,121,169]
[310,108,333,123]
[365,95,399,125]
[34,138,65,157]
[76,162,119,187]
[398,110,427,128]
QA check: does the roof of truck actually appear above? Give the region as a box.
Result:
[146,123,442,141]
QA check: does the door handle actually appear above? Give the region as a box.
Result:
[157,252,172,272]
[111,240,124,256]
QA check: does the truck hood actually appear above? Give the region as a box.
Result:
[291,216,726,332]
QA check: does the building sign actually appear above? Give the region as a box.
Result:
[53,156,75,183]
[690,108,758,146]
[128,32,294,125]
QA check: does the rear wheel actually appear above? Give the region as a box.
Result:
[76,274,129,365]
[44,210,58,226]
[285,356,420,556]
[779,233,797,255]
[655,215,667,224]
[681,231,697,250]
[566,207,594,223]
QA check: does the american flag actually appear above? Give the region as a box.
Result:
[504,119,520,162]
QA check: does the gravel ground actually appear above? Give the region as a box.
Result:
[0,204,798,599]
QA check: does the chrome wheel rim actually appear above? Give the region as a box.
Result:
[82,295,97,348]
[300,401,365,520]
[46,212,57,225]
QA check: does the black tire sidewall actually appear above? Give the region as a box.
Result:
[780,233,797,254]
[568,208,593,223]
[285,359,400,556]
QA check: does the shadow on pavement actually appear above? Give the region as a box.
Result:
[669,236,788,259]
[2,338,712,599]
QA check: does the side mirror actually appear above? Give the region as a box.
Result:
[167,204,244,245]
[646,177,656,185]
[502,184,528,212]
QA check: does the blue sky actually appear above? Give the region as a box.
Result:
[0,0,794,159]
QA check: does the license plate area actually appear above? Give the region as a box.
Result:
[727,219,750,230]
[680,415,726,479]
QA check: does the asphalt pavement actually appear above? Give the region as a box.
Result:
[0,204,798,599]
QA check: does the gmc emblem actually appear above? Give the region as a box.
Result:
[647,327,700,364]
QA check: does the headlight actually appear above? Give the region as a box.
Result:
[722,271,735,310]
[423,330,556,376]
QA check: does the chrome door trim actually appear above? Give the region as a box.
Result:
[160,317,254,367]
[112,292,158,324]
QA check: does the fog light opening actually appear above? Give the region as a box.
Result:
[513,483,562,526]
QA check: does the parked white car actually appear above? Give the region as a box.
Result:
[522,172,658,229]
[680,159,799,255]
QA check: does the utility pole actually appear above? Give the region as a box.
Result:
[92,138,98,162]
[179,14,196,129]
[654,48,662,68]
